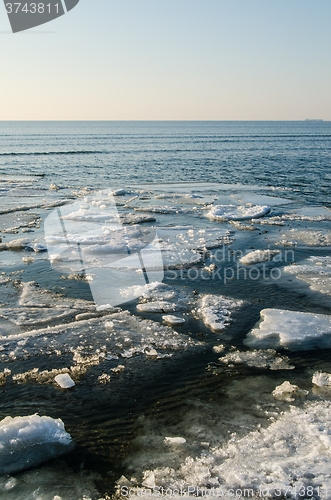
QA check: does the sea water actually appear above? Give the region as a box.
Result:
[0,121,331,499]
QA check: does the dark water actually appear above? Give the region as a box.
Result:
[0,121,330,204]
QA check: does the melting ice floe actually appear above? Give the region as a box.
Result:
[205,204,270,221]
[120,400,331,498]
[283,256,331,296]
[195,295,245,331]
[244,309,331,349]
[0,414,73,475]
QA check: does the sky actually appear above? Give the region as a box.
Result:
[0,0,330,121]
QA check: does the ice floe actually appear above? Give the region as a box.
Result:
[284,256,331,296]
[218,349,294,370]
[312,371,331,387]
[54,373,75,389]
[195,294,245,331]
[239,249,280,265]
[0,414,73,475]
[245,309,331,349]
[276,229,331,247]
[205,204,270,221]
[272,381,308,400]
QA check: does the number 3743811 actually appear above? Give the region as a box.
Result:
[5,3,60,14]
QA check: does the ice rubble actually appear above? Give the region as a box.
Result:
[218,349,294,370]
[195,295,245,331]
[284,256,331,296]
[133,401,331,498]
[205,204,270,221]
[54,373,75,389]
[0,415,73,475]
[245,309,331,349]
[154,193,214,205]
[239,249,280,266]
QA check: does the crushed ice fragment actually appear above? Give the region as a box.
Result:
[145,349,158,357]
[141,471,155,489]
[164,437,186,445]
[205,204,270,221]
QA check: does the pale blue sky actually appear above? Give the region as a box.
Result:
[1,0,330,120]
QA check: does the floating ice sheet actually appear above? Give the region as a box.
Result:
[0,309,201,365]
[0,414,73,475]
[245,308,331,349]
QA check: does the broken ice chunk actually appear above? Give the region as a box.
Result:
[312,371,331,387]
[162,315,185,326]
[54,373,75,389]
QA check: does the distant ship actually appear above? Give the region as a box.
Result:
[305,119,324,122]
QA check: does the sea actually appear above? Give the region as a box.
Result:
[0,121,331,500]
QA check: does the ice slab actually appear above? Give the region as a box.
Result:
[0,414,73,475]
[239,249,280,265]
[205,204,270,221]
[245,309,331,349]
[272,381,308,400]
[196,294,245,331]
[54,373,75,388]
